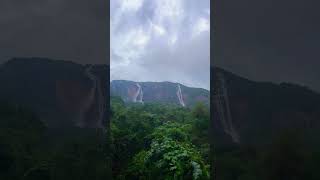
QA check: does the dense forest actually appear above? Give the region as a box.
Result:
[0,101,111,180]
[2,95,320,179]
[214,128,320,180]
[110,96,210,179]
[0,97,210,179]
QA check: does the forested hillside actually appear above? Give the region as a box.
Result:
[110,96,210,179]
[0,58,108,128]
[0,102,111,180]
[110,80,209,108]
[212,67,320,179]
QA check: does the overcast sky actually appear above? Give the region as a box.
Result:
[110,0,210,90]
[0,0,107,65]
[214,0,320,93]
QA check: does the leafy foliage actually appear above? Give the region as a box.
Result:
[110,96,210,179]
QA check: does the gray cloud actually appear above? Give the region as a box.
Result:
[111,0,210,90]
[0,0,108,64]
[214,0,320,92]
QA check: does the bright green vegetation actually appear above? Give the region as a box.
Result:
[0,97,210,180]
[110,96,210,180]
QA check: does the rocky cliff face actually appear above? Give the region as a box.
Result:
[4,58,318,147]
[0,58,108,128]
[110,80,210,108]
[212,67,320,147]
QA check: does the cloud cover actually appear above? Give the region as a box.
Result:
[0,0,108,64]
[214,0,320,92]
[110,0,210,90]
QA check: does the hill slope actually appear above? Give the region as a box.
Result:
[110,80,210,108]
[212,67,320,147]
[0,58,109,128]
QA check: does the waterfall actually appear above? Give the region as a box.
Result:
[133,83,144,103]
[176,84,186,107]
[95,73,105,128]
[214,73,240,143]
[77,65,104,128]
[138,83,144,103]
[76,66,96,127]
[133,83,140,102]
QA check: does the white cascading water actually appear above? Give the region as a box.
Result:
[176,84,186,107]
[95,72,105,128]
[76,65,96,127]
[132,83,140,102]
[215,73,240,143]
[137,83,144,103]
[133,83,144,103]
[77,65,104,128]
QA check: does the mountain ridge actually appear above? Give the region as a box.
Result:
[111,79,210,91]
[0,57,109,128]
[211,66,320,147]
[1,57,320,147]
[110,80,210,108]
